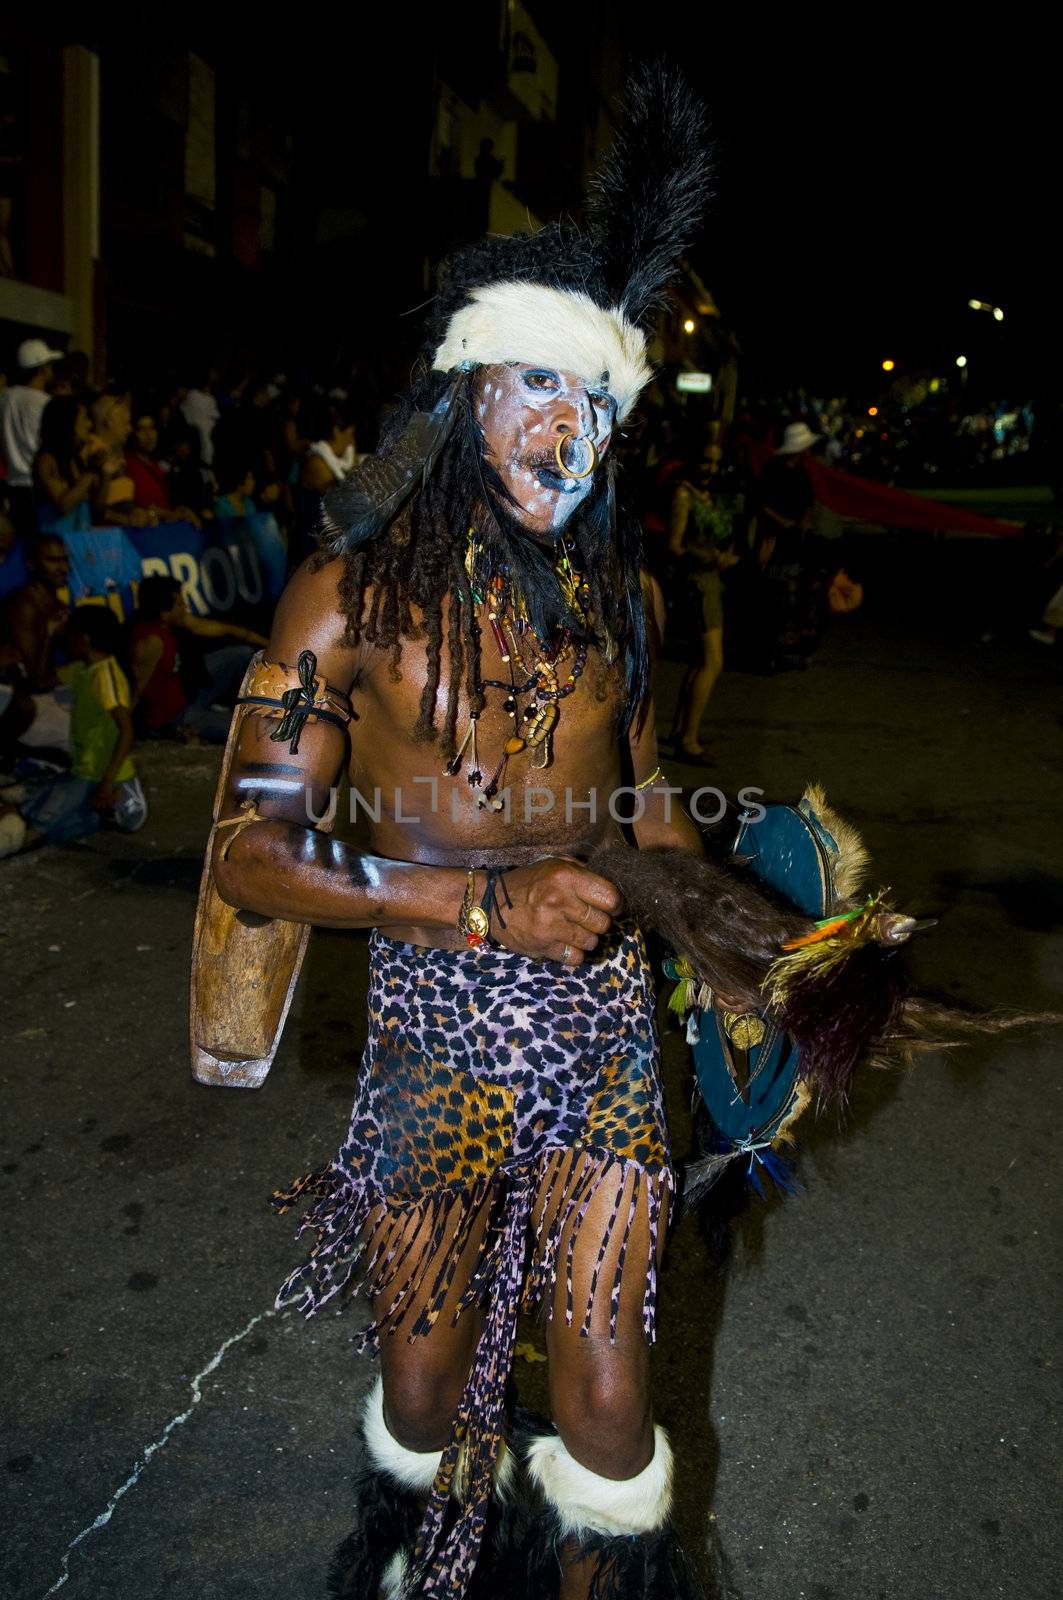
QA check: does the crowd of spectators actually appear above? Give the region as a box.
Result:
[728,385,1052,490]
[0,338,363,543]
[0,524,266,857]
[634,390,1062,758]
[634,408,870,762]
[0,336,367,857]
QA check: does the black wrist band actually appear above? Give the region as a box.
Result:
[480,866,513,935]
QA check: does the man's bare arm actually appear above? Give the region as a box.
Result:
[629,572,703,855]
[130,633,163,702]
[212,559,621,960]
[182,614,268,647]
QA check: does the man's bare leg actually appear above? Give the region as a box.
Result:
[678,626,724,755]
[373,1199,488,1452]
[329,1199,490,1599]
[531,1159,676,1600]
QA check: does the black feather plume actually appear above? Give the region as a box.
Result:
[321,374,464,553]
[586,62,712,327]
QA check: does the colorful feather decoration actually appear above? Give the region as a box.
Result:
[664,956,712,1017]
[766,893,913,1002]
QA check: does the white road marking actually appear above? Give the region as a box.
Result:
[41,1306,278,1595]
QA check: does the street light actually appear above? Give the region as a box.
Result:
[955,355,968,368]
[881,358,895,372]
[868,406,879,416]
[993,307,1004,322]
[682,318,696,333]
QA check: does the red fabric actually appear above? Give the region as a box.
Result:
[804,457,1022,539]
[131,620,186,729]
[125,452,172,512]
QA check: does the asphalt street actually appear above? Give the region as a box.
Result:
[2,603,1061,1600]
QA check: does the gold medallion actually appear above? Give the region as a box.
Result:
[722,1011,766,1050]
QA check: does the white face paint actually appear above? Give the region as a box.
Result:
[475,362,617,538]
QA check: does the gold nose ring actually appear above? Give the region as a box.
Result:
[555,433,598,480]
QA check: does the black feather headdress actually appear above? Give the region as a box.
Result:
[322,63,711,557]
[428,62,711,416]
[586,61,713,328]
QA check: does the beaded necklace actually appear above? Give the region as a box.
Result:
[445,530,592,810]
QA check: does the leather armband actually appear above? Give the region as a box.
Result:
[237,648,354,753]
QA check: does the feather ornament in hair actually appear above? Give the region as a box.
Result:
[321,378,463,553]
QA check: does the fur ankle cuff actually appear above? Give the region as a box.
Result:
[362,1378,442,1492]
[361,1378,515,1501]
[380,1550,407,1599]
[525,1427,674,1538]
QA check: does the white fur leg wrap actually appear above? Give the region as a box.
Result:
[380,1550,408,1600]
[526,1427,674,1538]
[363,1377,442,1491]
[361,1378,515,1501]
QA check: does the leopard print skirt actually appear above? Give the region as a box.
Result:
[271,921,674,1599]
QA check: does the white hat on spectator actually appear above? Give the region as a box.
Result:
[18,337,64,371]
[776,421,820,455]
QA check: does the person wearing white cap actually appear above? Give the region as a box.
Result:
[0,337,64,536]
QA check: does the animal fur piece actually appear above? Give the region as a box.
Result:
[362,1376,515,1503]
[882,994,1061,1067]
[333,1380,521,1600]
[590,842,1062,1108]
[362,1377,445,1493]
[776,940,907,1102]
[586,61,713,328]
[432,283,651,423]
[526,1427,673,1538]
[326,1457,424,1600]
[589,843,806,1014]
[801,781,869,899]
[517,1416,703,1600]
[578,1527,707,1600]
[521,1512,705,1600]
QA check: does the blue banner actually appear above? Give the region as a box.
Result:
[64,527,144,615]
[46,513,288,622]
[0,540,29,600]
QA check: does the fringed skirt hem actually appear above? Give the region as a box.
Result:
[271,1143,673,1351]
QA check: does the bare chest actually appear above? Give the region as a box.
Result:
[347,628,628,861]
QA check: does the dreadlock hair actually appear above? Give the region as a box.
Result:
[314,365,650,759]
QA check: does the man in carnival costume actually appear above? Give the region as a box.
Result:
[206,66,714,1599]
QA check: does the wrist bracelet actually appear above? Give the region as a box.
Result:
[457,865,514,947]
[458,868,491,947]
[481,866,513,933]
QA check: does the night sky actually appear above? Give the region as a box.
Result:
[679,26,1054,397]
[288,19,1053,402]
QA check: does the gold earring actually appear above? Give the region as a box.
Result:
[554,434,598,480]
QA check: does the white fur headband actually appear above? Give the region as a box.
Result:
[432,281,652,422]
